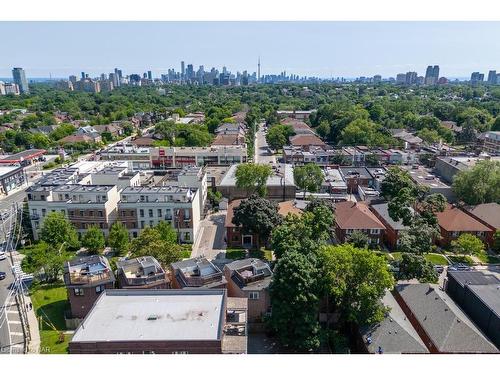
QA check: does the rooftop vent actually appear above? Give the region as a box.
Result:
[147,315,159,321]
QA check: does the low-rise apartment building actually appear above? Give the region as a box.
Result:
[68,289,247,354]
[370,203,412,249]
[434,204,493,247]
[479,131,500,155]
[150,146,247,169]
[224,258,273,323]
[63,255,115,319]
[334,201,385,246]
[116,256,170,289]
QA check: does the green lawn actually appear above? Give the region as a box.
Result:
[476,252,500,264]
[225,248,247,259]
[424,253,449,265]
[30,283,71,354]
[249,248,273,261]
[447,255,475,265]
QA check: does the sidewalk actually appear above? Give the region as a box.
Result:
[11,251,40,353]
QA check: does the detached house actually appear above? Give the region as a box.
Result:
[435,204,493,247]
[334,201,385,246]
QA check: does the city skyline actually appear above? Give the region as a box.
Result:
[1,22,500,78]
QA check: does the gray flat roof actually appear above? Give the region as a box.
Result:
[71,289,226,343]
[448,271,499,287]
[371,203,411,231]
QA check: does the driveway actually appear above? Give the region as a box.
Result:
[191,211,227,260]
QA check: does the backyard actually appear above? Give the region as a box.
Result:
[30,282,71,354]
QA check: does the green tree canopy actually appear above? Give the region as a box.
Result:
[398,220,440,254]
[107,222,129,256]
[129,225,182,266]
[320,244,394,326]
[451,233,485,255]
[82,225,106,254]
[40,211,79,249]
[293,163,323,198]
[452,160,500,205]
[269,250,321,352]
[234,163,272,197]
[266,124,294,150]
[21,241,70,283]
[232,195,282,248]
[397,253,438,283]
[346,230,370,249]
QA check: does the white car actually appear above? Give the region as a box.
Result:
[0,251,6,261]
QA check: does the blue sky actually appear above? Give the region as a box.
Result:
[1,22,499,79]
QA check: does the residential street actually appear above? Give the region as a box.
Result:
[254,122,276,164]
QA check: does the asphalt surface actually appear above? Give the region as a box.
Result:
[254,123,277,165]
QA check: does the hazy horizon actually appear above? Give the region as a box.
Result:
[1,21,500,79]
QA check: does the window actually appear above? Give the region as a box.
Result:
[249,292,260,300]
[157,209,162,217]
[141,221,145,229]
[184,232,190,241]
[41,209,46,217]
[74,288,84,296]
[149,209,153,218]
[139,209,144,218]
[149,220,154,227]
[98,211,103,217]
[89,211,94,216]
[132,231,138,238]
[477,231,485,237]
[79,210,84,216]
[345,229,353,234]
[370,229,380,235]
[184,209,190,220]
[95,285,104,294]
[165,209,172,220]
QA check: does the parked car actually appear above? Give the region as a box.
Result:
[434,265,444,274]
[0,271,6,280]
[0,251,6,260]
[449,263,471,271]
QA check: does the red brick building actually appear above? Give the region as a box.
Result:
[225,200,302,249]
[435,204,493,247]
[334,201,385,246]
[63,255,115,319]
[462,203,500,248]
[68,289,247,354]
[370,203,412,249]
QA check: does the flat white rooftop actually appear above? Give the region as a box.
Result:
[71,289,226,343]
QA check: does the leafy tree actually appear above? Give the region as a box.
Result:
[316,121,331,139]
[417,128,441,144]
[207,189,223,207]
[452,160,500,205]
[107,222,129,256]
[129,226,182,266]
[397,253,438,283]
[398,220,440,254]
[293,163,323,198]
[234,163,272,197]
[40,212,79,249]
[155,221,178,244]
[346,230,370,248]
[381,166,415,200]
[266,124,294,150]
[271,203,333,259]
[232,195,282,248]
[21,241,70,283]
[320,244,394,326]
[269,251,321,352]
[493,230,500,252]
[49,123,76,141]
[451,233,485,255]
[364,154,380,167]
[82,225,106,254]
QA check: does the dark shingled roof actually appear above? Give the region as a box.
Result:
[395,283,498,353]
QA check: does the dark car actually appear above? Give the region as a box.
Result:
[0,271,6,280]
[434,265,444,274]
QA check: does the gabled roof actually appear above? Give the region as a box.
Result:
[436,204,492,232]
[465,203,500,229]
[395,283,498,353]
[370,203,411,231]
[360,291,429,354]
[290,134,326,147]
[334,201,386,230]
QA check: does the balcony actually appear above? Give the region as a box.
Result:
[68,269,113,285]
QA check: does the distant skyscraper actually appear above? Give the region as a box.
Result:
[432,65,440,83]
[186,64,194,80]
[81,72,85,80]
[181,61,185,79]
[405,71,418,85]
[12,67,29,94]
[258,57,261,83]
[471,72,484,84]
[396,73,406,84]
[487,70,497,84]
[147,70,152,81]
[373,75,382,83]
[424,65,439,85]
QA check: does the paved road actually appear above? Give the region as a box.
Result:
[254,123,276,165]
[0,255,24,354]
